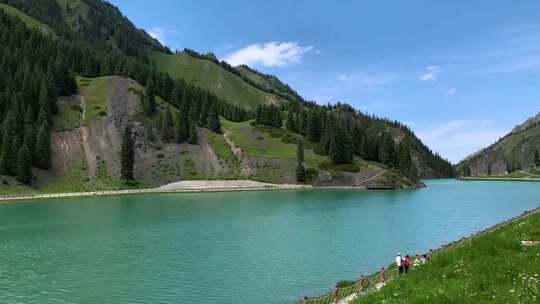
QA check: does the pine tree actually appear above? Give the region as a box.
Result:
[38,81,51,121]
[286,110,296,132]
[188,123,197,144]
[307,110,321,142]
[398,143,411,176]
[143,94,156,116]
[329,124,353,164]
[143,78,157,116]
[120,124,135,181]
[173,113,184,142]
[16,143,32,184]
[161,109,173,142]
[208,102,221,133]
[534,149,540,166]
[35,121,51,170]
[0,109,18,175]
[296,140,306,183]
[379,134,396,167]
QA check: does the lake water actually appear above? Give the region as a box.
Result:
[0,179,539,303]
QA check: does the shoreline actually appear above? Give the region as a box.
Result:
[307,206,540,303]
[460,177,540,182]
[0,180,381,203]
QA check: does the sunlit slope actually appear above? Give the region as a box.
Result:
[151,51,289,108]
[0,3,55,35]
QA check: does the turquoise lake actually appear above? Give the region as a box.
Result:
[0,179,539,303]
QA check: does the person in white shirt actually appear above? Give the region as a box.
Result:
[396,253,404,274]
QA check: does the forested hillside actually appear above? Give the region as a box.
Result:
[457,112,540,177]
[0,0,453,193]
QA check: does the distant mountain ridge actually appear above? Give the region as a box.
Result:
[458,112,540,177]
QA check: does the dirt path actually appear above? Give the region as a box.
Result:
[358,170,386,185]
[78,93,97,176]
[223,129,242,160]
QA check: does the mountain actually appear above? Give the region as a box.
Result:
[457,112,540,177]
[0,0,454,194]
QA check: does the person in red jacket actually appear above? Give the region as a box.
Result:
[404,254,411,273]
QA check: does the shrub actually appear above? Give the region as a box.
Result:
[318,161,360,173]
[306,168,319,181]
[70,104,83,112]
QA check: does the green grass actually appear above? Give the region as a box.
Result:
[150,51,288,108]
[77,76,109,124]
[464,169,540,181]
[221,119,297,158]
[353,210,540,304]
[0,176,36,195]
[53,96,82,131]
[206,130,235,161]
[0,3,56,36]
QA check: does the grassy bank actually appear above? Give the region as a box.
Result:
[353,209,540,304]
[462,177,540,182]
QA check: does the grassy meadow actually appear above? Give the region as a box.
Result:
[353,210,540,304]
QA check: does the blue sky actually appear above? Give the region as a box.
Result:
[110,0,540,163]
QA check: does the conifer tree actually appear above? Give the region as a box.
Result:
[534,149,540,166]
[379,134,396,167]
[188,124,198,144]
[398,143,412,176]
[143,79,157,116]
[296,140,306,183]
[38,81,51,121]
[16,143,32,184]
[329,124,353,164]
[286,110,296,132]
[208,102,221,133]
[307,110,321,143]
[35,121,51,170]
[161,109,173,142]
[120,124,135,181]
[173,113,184,142]
[0,109,18,174]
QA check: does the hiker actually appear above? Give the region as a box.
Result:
[404,254,411,273]
[421,254,427,264]
[396,253,404,274]
[358,274,366,292]
[426,249,433,261]
[303,296,309,304]
[379,267,386,283]
[413,254,421,268]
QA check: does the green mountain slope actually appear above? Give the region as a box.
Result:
[458,112,540,177]
[0,3,54,35]
[151,51,289,108]
[0,0,453,194]
[235,65,304,103]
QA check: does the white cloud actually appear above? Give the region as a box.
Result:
[148,27,166,45]
[420,65,440,82]
[414,119,506,163]
[445,88,457,96]
[223,42,314,67]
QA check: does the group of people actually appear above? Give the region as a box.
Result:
[395,249,433,274]
[302,249,434,303]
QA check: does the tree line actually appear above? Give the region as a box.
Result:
[0,8,247,184]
